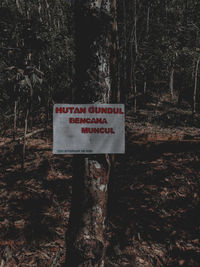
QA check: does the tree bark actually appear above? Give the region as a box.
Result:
[169,67,174,101]
[133,0,137,55]
[13,100,17,140]
[66,1,112,266]
[130,0,137,113]
[143,78,147,95]
[110,0,119,103]
[119,0,127,104]
[146,6,150,36]
[22,106,29,169]
[193,57,200,114]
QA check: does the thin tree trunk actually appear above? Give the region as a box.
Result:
[22,106,29,169]
[24,0,30,20]
[37,0,42,21]
[133,72,137,113]
[16,0,22,13]
[66,1,112,266]
[13,100,17,140]
[193,57,200,114]
[121,0,127,104]
[134,0,137,110]
[144,79,147,94]
[146,6,150,36]
[45,0,51,25]
[131,0,137,113]
[170,67,174,101]
[110,0,119,103]
[22,75,32,168]
[165,0,168,28]
[134,0,138,55]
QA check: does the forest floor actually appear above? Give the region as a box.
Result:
[0,99,200,266]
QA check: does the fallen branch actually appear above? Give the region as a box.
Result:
[1,128,46,146]
[19,128,45,141]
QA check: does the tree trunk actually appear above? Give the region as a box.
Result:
[16,0,22,13]
[193,57,200,114]
[22,105,29,169]
[143,76,147,94]
[133,71,137,113]
[146,6,150,36]
[169,67,174,101]
[134,0,138,55]
[37,0,42,21]
[110,0,119,103]
[13,100,17,140]
[119,0,127,104]
[66,1,112,266]
[131,0,137,113]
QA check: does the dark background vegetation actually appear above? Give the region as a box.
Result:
[0,0,200,266]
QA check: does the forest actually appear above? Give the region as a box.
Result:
[0,0,200,266]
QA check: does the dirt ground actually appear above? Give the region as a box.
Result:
[0,108,200,266]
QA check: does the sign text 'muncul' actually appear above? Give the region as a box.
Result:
[53,104,125,154]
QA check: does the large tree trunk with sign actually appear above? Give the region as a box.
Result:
[65,1,112,266]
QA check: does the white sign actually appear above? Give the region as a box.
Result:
[53,104,125,154]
